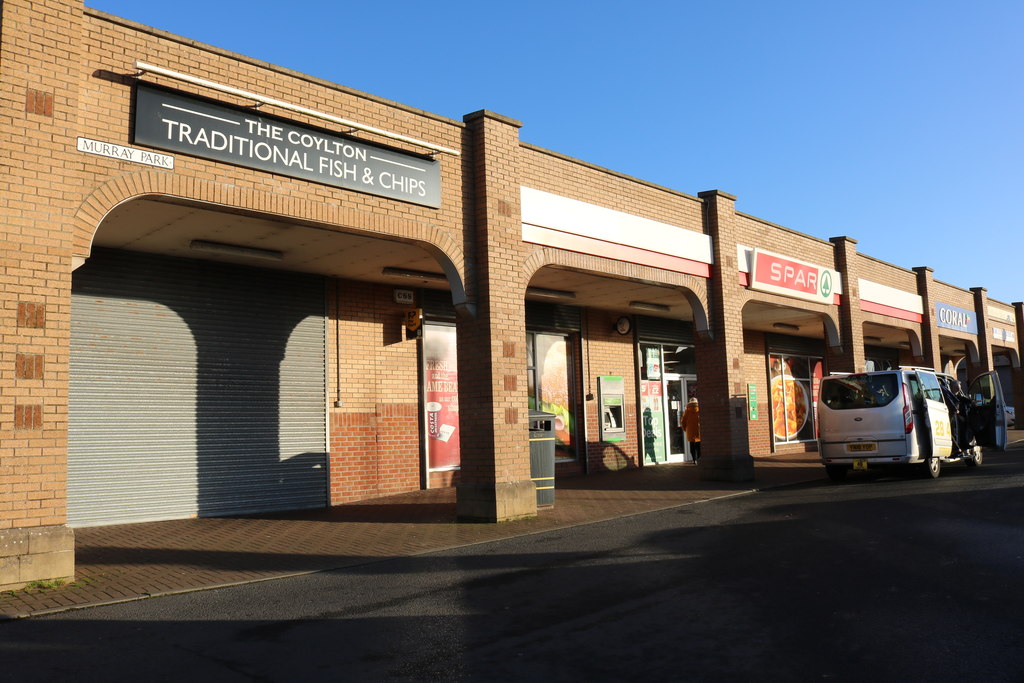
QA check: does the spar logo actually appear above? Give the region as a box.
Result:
[819,270,833,299]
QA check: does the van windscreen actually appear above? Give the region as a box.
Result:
[820,374,899,410]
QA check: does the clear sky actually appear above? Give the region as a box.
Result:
[86,0,1024,304]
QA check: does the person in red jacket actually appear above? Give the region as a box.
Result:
[681,397,701,464]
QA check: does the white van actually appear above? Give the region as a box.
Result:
[817,367,1006,481]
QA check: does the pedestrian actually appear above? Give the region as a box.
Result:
[681,396,701,464]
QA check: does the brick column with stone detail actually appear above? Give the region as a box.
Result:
[829,236,865,373]
[913,267,942,371]
[967,287,994,382]
[1013,303,1024,419]
[0,0,80,589]
[695,191,754,482]
[455,110,537,521]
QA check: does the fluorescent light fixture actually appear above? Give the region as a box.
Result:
[629,301,670,312]
[382,267,447,282]
[772,322,800,331]
[864,335,882,343]
[190,240,283,261]
[526,286,576,300]
[134,61,459,157]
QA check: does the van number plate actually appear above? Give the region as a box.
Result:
[847,442,877,453]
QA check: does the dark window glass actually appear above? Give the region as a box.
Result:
[917,372,943,402]
[662,345,696,375]
[820,374,900,410]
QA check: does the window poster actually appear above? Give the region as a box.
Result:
[536,335,575,459]
[424,323,460,469]
[640,380,667,464]
[769,353,820,444]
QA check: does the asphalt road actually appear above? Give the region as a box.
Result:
[3,453,1023,682]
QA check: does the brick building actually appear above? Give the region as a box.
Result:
[2,0,1022,589]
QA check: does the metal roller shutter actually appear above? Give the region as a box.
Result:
[69,249,327,527]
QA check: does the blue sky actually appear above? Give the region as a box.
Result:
[87,0,1024,304]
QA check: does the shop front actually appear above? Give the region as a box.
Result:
[637,318,697,464]
[8,0,1024,591]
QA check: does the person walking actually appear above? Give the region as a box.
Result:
[681,397,701,464]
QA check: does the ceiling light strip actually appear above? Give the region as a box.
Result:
[134,61,460,157]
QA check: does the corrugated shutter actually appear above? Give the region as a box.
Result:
[526,301,581,331]
[69,249,327,527]
[421,288,456,321]
[766,333,825,356]
[636,315,694,344]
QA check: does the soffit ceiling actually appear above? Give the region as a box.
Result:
[91,197,696,319]
[90,198,947,348]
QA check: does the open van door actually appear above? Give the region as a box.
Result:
[968,372,1007,451]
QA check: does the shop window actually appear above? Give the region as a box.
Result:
[526,332,578,460]
[769,353,823,445]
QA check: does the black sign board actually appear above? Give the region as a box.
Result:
[133,83,441,208]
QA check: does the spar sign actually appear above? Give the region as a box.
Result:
[749,249,839,305]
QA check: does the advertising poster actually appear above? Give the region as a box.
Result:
[641,380,667,464]
[536,335,575,459]
[769,354,818,444]
[424,324,460,469]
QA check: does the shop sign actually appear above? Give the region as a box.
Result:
[987,305,1014,324]
[133,84,441,208]
[749,249,838,305]
[747,383,758,420]
[935,303,978,334]
[992,326,1015,343]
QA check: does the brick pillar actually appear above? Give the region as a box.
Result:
[455,110,536,521]
[0,0,81,589]
[829,236,865,373]
[913,267,942,370]
[695,191,753,482]
[966,287,994,381]
[1013,303,1024,418]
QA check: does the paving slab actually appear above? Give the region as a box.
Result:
[0,456,825,619]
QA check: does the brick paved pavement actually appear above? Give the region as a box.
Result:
[1,457,826,619]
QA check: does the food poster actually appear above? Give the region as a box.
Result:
[769,353,817,443]
[424,324,460,469]
[641,380,667,464]
[536,334,575,458]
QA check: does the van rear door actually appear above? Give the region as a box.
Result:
[968,372,1007,451]
[817,373,907,457]
[917,371,953,457]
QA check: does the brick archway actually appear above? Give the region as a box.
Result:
[71,171,468,304]
[522,247,711,336]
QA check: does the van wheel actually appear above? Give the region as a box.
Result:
[923,455,941,478]
[825,465,848,482]
[965,446,983,467]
